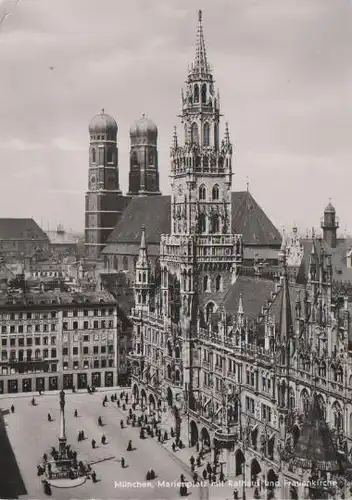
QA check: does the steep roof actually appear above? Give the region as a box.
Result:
[0,218,48,241]
[231,191,281,246]
[292,394,341,472]
[296,237,352,286]
[105,191,281,249]
[106,196,171,245]
[222,275,276,321]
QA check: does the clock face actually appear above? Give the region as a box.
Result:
[90,175,96,185]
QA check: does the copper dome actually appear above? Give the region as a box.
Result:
[89,110,118,135]
[130,114,157,139]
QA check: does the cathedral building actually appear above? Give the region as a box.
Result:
[128,11,352,499]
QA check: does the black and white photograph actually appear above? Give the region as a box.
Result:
[0,0,351,498]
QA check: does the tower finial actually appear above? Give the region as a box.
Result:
[245,176,249,192]
[101,108,104,114]
[193,9,208,74]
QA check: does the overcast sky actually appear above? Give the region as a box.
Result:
[0,0,351,234]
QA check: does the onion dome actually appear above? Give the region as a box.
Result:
[130,114,158,140]
[324,201,335,214]
[89,109,118,135]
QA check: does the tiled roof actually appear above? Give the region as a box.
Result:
[267,281,301,327]
[222,275,276,321]
[104,191,281,249]
[292,394,341,472]
[106,196,171,245]
[297,237,352,285]
[231,191,281,246]
[0,290,116,307]
[0,218,49,241]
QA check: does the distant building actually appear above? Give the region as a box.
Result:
[0,218,50,259]
[46,225,80,256]
[0,290,128,394]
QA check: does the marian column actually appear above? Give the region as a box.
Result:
[58,390,67,456]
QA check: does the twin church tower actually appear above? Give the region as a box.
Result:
[85,111,161,260]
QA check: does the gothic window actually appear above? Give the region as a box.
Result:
[201,83,207,104]
[175,346,180,359]
[167,341,172,357]
[212,214,220,233]
[132,152,138,165]
[107,147,113,163]
[149,152,154,165]
[215,275,222,292]
[167,365,172,379]
[301,389,309,413]
[203,122,210,146]
[203,156,209,169]
[316,395,326,420]
[133,256,138,269]
[319,361,326,377]
[199,184,206,200]
[123,256,128,271]
[184,124,188,142]
[113,256,118,270]
[104,255,108,269]
[194,84,199,103]
[218,156,224,169]
[199,213,207,233]
[337,365,343,383]
[175,370,180,382]
[91,148,96,163]
[191,123,199,144]
[203,275,209,292]
[212,184,220,200]
[206,302,215,322]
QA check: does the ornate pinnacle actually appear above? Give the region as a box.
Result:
[193,9,208,74]
[224,122,230,143]
[172,126,178,148]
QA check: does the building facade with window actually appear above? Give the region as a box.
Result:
[128,11,352,499]
[0,290,126,394]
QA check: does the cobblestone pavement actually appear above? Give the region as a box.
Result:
[1,390,258,499]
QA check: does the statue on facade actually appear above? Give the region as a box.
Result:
[260,433,266,457]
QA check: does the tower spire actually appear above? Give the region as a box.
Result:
[279,258,293,341]
[193,9,209,74]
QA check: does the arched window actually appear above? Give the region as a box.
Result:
[91,148,96,163]
[337,366,343,383]
[191,123,199,144]
[215,275,222,292]
[167,341,172,357]
[123,256,128,271]
[133,256,138,269]
[203,275,209,292]
[201,83,207,104]
[203,156,209,169]
[199,185,206,200]
[332,402,343,431]
[175,370,180,382]
[184,124,188,142]
[319,361,326,377]
[212,184,219,200]
[113,256,118,270]
[175,346,180,359]
[132,151,138,164]
[107,147,113,163]
[203,122,210,146]
[301,389,309,413]
[98,148,104,165]
[199,213,207,234]
[316,395,326,420]
[206,302,215,322]
[194,84,199,103]
[167,365,172,379]
[104,255,108,269]
[149,152,154,165]
[349,413,352,437]
[212,215,220,233]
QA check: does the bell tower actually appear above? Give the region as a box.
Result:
[128,115,161,196]
[85,109,123,261]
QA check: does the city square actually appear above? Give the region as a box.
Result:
[0,389,239,500]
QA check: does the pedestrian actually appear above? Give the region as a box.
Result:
[233,489,239,500]
[91,439,96,449]
[117,399,120,408]
[193,472,198,484]
[74,409,78,417]
[47,413,52,422]
[101,434,106,445]
[172,442,176,452]
[10,404,14,413]
[121,457,125,468]
[127,440,132,451]
[91,471,97,483]
[120,419,124,429]
[202,469,207,480]
[190,455,195,467]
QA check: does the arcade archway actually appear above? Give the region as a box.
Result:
[201,427,210,447]
[190,420,199,447]
[149,393,156,411]
[292,424,300,447]
[250,458,261,485]
[132,384,139,404]
[140,388,147,408]
[167,387,173,406]
[235,449,245,476]
[267,469,278,491]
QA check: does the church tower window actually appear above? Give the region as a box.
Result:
[199,184,206,200]
[212,214,220,233]
[194,84,199,103]
[92,148,96,163]
[113,256,118,270]
[212,184,219,200]
[107,148,113,163]
[191,123,199,144]
[201,83,207,104]
[215,275,222,292]
[203,275,209,292]
[203,122,210,146]
[98,148,104,165]
[123,256,128,271]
